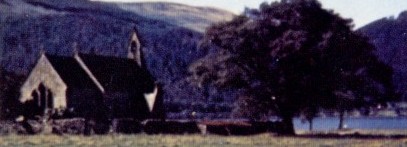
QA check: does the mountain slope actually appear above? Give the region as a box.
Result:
[358,11,407,100]
[116,2,235,33]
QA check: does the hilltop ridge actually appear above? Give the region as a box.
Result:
[116,2,235,32]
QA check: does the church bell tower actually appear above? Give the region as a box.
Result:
[127,29,143,67]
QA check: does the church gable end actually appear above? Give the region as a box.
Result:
[127,30,143,67]
[20,54,68,110]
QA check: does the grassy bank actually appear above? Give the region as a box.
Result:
[0,134,406,147]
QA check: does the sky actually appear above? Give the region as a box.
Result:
[94,0,407,29]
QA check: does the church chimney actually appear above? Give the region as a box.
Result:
[127,29,143,67]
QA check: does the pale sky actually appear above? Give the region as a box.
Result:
[94,0,407,29]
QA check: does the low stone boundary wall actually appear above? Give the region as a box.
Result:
[143,120,200,134]
[111,118,143,134]
[199,121,280,135]
[7,118,280,135]
[0,121,26,135]
[52,118,85,134]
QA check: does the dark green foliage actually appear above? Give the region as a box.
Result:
[189,0,396,134]
[0,67,25,119]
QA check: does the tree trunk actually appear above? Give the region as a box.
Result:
[338,110,345,130]
[279,116,295,135]
[308,118,313,131]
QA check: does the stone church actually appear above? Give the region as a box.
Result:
[18,30,164,121]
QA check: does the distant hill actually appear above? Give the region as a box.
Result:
[0,0,236,119]
[116,2,235,33]
[358,11,407,101]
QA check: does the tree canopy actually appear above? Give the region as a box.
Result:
[188,0,397,135]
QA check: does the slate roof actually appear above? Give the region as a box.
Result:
[79,54,155,93]
[45,53,155,94]
[46,54,96,89]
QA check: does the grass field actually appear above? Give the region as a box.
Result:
[0,133,406,147]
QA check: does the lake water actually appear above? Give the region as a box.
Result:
[294,117,407,131]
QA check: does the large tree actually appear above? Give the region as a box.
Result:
[188,0,396,135]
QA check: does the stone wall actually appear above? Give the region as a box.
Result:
[8,118,281,135]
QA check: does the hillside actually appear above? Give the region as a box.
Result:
[0,0,235,119]
[116,2,235,33]
[358,11,407,101]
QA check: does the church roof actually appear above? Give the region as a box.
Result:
[45,53,156,94]
[46,54,96,90]
[78,53,155,93]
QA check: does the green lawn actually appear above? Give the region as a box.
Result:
[0,134,406,147]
